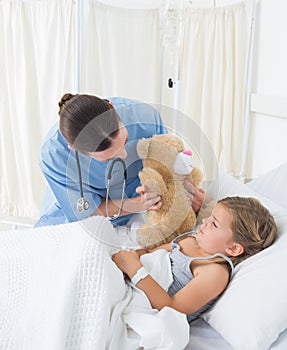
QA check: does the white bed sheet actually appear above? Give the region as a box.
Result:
[186,319,231,350]
[0,216,190,350]
[186,319,287,350]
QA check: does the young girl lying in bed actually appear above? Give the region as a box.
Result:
[112,196,278,323]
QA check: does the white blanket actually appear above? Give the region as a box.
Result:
[0,216,189,350]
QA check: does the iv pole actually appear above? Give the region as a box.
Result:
[160,0,183,133]
[75,0,84,93]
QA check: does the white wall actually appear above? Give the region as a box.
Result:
[246,0,287,178]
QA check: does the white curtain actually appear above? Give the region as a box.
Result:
[180,2,252,175]
[82,1,162,101]
[0,0,75,220]
[0,0,252,220]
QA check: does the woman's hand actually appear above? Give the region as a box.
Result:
[112,249,143,279]
[136,185,162,210]
[122,185,162,214]
[184,179,206,213]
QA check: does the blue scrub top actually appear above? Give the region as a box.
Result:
[36,97,167,227]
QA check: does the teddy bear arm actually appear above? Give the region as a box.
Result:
[139,167,167,195]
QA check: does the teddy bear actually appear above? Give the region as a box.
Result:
[136,134,202,248]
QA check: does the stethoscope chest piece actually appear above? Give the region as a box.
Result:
[77,197,90,212]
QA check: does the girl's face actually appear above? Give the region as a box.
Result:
[196,203,235,255]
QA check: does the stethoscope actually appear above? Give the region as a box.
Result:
[75,150,127,220]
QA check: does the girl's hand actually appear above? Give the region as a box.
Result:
[183,179,205,213]
[112,250,143,279]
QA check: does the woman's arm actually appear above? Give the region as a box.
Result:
[112,250,229,316]
[92,185,162,218]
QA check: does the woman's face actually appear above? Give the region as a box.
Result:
[87,126,128,162]
[196,203,235,255]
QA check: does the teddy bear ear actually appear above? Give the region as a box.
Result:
[137,138,151,159]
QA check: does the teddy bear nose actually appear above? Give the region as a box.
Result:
[182,150,192,156]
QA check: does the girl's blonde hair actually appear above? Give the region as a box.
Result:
[218,196,278,267]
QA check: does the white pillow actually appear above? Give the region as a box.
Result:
[200,172,287,350]
[247,162,287,209]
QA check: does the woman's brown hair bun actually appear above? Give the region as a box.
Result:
[58,93,76,115]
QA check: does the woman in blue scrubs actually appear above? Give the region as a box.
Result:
[36,93,204,227]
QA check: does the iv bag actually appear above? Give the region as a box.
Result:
[161,0,183,48]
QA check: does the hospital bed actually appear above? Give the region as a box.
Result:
[1,92,287,348]
[1,89,287,349]
[1,164,287,350]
